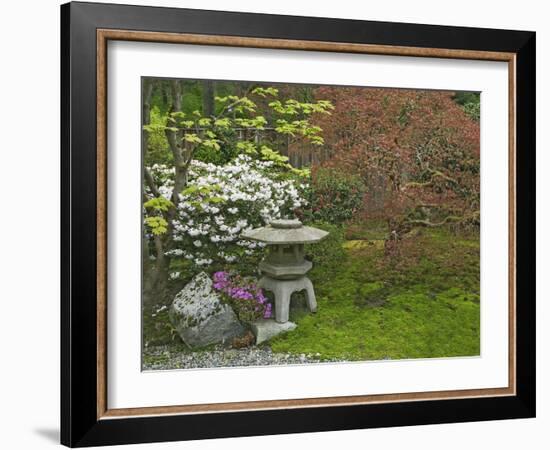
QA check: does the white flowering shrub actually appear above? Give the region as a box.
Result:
[149,155,307,274]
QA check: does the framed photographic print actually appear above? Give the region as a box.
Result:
[60,1,536,447]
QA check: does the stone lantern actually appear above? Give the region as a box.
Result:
[241,219,328,323]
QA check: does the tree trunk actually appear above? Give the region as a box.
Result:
[142,78,154,157]
[202,80,215,117]
[141,79,160,302]
[147,80,188,297]
[165,80,188,208]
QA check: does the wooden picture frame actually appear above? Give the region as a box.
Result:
[61,1,535,447]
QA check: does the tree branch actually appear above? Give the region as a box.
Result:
[402,168,458,190]
[144,167,160,198]
[404,210,479,228]
[217,84,257,117]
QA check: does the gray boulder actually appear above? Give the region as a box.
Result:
[169,272,245,349]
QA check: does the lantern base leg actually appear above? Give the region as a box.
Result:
[303,277,317,313]
[259,276,317,324]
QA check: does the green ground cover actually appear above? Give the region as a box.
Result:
[143,225,480,364]
[269,228,480,360]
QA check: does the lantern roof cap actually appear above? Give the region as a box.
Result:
[241,219,329,244]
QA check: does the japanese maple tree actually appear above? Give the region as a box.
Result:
[313,86,480,253]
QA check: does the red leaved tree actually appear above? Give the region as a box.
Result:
[312,86,480,254]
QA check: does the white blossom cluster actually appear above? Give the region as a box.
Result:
[148,164,174,193]
[160,155,307,271]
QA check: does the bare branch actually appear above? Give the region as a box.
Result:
[402,169,458,190]
[405,210,479,228]
[144,167,160,198]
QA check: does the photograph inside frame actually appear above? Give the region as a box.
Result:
[141,77,481,371]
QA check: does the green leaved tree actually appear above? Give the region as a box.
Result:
[142,80,333,292]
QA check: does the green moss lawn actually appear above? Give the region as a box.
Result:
[269,227,480,361]
[143,225,480,365]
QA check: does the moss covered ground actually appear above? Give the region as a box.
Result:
[269,228,480,360]
[143,225,480,365]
